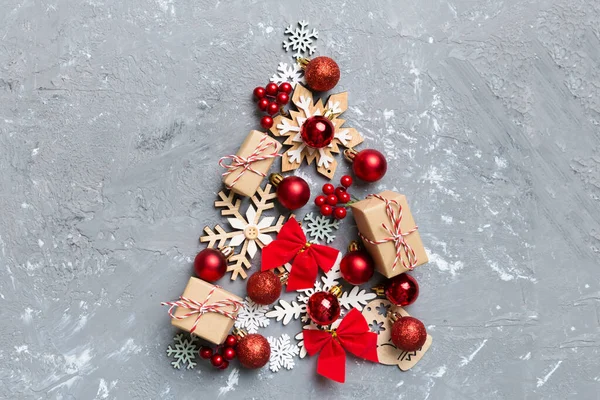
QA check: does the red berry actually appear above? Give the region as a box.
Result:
[261,116,274,130]
[222,347,236,360]
[338,191,351,204]
[279,82,293,94]
[210,354,224,367]
[314,195,326,206]
[199,346,213,359]
[334,207,347,219]
[217,360,229,370]
[276,92,289,105]
[322,183,335,195]
[320,204,333,216]
[326,194,338,206]
[253,87,266,99]
[334,186,346,197]
[266,82,279,95]
[267,102,279,116]
[224,335,237,348]
[258,98,269,111]
[340,175,353,188]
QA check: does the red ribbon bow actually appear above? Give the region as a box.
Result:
[303,309,379,383]
[261,217,340,291]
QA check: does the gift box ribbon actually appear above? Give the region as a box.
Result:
[161,286,243,334]
[359,193,419,271]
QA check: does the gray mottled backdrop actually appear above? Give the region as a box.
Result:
[1,0,599,399]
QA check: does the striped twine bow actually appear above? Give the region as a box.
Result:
[358,194,418,271]
[219,135,281,188]
[161,286,243,335]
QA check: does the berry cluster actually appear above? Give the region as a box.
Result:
[314,175,353,219]
[253,82,293,130]
[199,334,238,370]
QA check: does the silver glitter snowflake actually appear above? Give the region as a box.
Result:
[267,333,300,372]
[234,297,270,333]
[166,333,198,369]
[303,212,339,243]
[270,62,305,87]
[283,21,318,58]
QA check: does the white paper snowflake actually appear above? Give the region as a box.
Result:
[283,21,318,58]
[267,333,300,372]
[303,212,339,243]
[227,205,275,258]
[166,333,198,369]
[295,323,318,359]
[270,62,305,88]
[234,297,270,334]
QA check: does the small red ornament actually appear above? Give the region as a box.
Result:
[344,148,388,182]
[338,191,351,204]
[390,315,427,352]
[340,175,353,188]
[320,204,333,216]
[270,174,310,210]
[222,347,236,361]
[279,82,293,94]
[314,195,326,206]
[265,82,279,95]
[333,207,347,220]
[302,56,341,92]
[246,270,282,305]
[322,183,335,195]
[267,102,279,116]
[301,115,335,148]
[334,186,346,197]
[217,360,229,370]
[260,116,274,130]
[253,86,266,99]
[307,286,342,325]
[276,92,290,105]
[257,98,269,111]
[236,333,271,369]
[379,273,419,307]
[326,194,338,206]
[340,242,374,285]
[199,346,213,359]
[210,353,224,367]
[224,334,237,348]
[194,248,229,282]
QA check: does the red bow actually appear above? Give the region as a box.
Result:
[261,217,340,291]
[303,309,379,383]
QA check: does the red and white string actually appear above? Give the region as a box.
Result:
[219,135,281,187]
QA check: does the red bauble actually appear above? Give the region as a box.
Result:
[334,187,346,197]
[217,360,229,370]
[340,175,353,188]
[340,250,374,285]
[326,194,338,206]
[333,207,347,220]
[301,116,335,148]
[194,248,227,282]
[276,176,310,210]
[305,56,341,92]
[247,270,282,305]
[385,273,419,306]
[257,98,269,111]
[348,149,388,182]
[267,102,279,116]
[276,92,289,105]
[314,195,326,206]
[210,353,224,367]
[307,291,341,325]
[322,183,335,195]
[320,204,333,216]
[224,335,237,348]
[279,82,293,94]
[260,116,273,130]
[222,347,236,361]
[236,334,271,369]
[265,82,279,95]
[199,346,213,359]
[253,87,266,99]
[391,316,427,352]
[338,191,351,204]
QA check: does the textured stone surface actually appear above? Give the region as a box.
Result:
[1,0,599,398]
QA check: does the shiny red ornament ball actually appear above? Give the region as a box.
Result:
[338,191,351,204]
[276,176,310,210]
[279,82,293,94]
[385,273,419,306]
[326,194,338,206]
[224,335,237,348]
[267,102,279,116]
[194,248,227,282]
[314,195,326,206]
[340,175,353,188]
[322,183,335,195]
[217,360,229,370]
[276,92,289,105]
[305,56,341,92]
[247,270,282,305]
[307,291,341,325]
[353,149,387,182]
[333,207,347,220]
[237,334,271,369]
[253,86,266,99]
[301,115,335,148]
[334,186,346,197]
[222,347,236,361]
[210,353,224,367]
[391,316,427,352]
[340,250,375,285]
[257,98,269,111]
[199,346,213,359]
[320,204,333,216]
[260,116,273,130]
[265,82,279,95]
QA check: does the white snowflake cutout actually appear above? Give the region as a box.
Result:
[166,333,198,369]
[234,297,270,334]
[303,212,340,244]
[270,62,305,87]
[283,21,318,58]
[227,205,275,258]
[267,333,300,372]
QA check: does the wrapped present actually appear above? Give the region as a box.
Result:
[219,130,282,197]
[162,277,243,345]
[350,191,428,278]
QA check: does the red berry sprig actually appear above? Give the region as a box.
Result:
[253,82,293,129]
[314,175,356,220]
[199,334,238,370]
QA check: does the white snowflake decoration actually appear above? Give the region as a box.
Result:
[270,62,305,88]
[166,333,198,369]
[283,21,318,58]
[267,333,300,372]
[234,297,270,334]
[303,212,340,243]
[227,205,275,259]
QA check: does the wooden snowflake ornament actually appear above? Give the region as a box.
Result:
[269,84,363,179]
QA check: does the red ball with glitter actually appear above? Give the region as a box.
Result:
[304,56,341,92]
[237,334,271,369]
[247,270,282,305]
[391,316,427,352]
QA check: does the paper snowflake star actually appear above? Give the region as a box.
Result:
[166,333,198,369]
[303,212,339,244]
[283,21,318,58]
[270,62,305,88]
[270,84,364,179]
[267,333,300,372]
[234,297,270,334]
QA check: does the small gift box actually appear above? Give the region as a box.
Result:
[350,191,428,278]
[220,130,282,197]
[162,277,243,345]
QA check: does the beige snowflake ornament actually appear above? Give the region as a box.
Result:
[269,84,363,179]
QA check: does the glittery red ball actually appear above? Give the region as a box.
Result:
[247,271,282,305]
[194,248,227,282]
[305,56,340,92]
[237,334,271,369]
[307,291,341,325]
[385,273,419,306]
[391,316,427,352]
[340,251,375,285]
[276,176,310,210]
[353,149,387,182]
[301,115,335,148]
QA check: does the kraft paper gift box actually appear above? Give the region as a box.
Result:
[169,277,243,345]
[350,191,428,278]
[221,130,282,197]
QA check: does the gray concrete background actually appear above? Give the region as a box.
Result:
[1,0,599,399]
